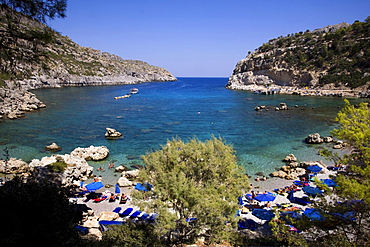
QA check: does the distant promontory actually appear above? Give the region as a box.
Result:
[227,18,370,97]
[0,4,177,119]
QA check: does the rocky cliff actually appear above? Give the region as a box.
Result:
[0,4,177,118]
[227,19,370,97]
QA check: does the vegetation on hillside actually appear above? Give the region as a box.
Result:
[255,17,370,88]
[0,3,173,86]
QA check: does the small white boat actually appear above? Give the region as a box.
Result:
[129,88,139,94]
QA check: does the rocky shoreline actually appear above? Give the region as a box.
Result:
[0,73,176,120]
[225,80,370,98]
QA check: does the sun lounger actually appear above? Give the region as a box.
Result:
[93,196,108,202]
[147,214,158,222]
[119,207,133,217]
[129,210,142,219]
[139,213,149,220]
[113,207,122,213]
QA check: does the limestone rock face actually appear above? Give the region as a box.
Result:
[0,84,46,119]
[29,154,93,186]
[71,145,109,161]
[0,158,28,174]
[105,128,122,139]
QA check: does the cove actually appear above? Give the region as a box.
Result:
[0,78,360,184]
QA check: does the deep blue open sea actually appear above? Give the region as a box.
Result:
[0,78,363,184]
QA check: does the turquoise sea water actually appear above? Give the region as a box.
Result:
[0,78,362,184]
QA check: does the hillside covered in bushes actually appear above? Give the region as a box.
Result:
[227,17,370,91]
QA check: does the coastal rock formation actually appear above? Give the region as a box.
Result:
[0,84,46,119]
[115,165,128,173]
[45,142,62,151]
[0,5,177,119]
[105,128,122,139]
[283,154,297,163]
[29,154,94,186]
[226,21,370,97]
[122,169,140,179]
[271,159,330,180]
[305,133,324,144]
[71,146,109,161]
[0,157,28,174]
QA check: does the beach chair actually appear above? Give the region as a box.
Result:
[139,213,149,220]
[113,207,122,213]
[130,210,142,219]
[119,207,133,217]
[147,213,158,222]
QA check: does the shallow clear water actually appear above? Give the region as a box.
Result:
[0,78,361,184]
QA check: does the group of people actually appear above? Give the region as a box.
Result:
[96,162,116,172]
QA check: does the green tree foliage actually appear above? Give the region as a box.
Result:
[0,0,67,23]
[132,136,248,245]
[0,3,60,80]
[100,222,163,247]
[0,176,83,246]
[312,99,370,246]
[332,99,370,204]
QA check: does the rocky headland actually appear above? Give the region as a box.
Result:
[0,4,177,119]
[226,20,370,97]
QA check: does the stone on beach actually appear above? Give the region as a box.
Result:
[117,176,134,187]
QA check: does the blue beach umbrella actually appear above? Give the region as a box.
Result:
[307,165,322,173]
[115,184,121,194]
[85,181,104,191]
[320,179,337,187]
[254,193,276,202]
[303,186,323,196]
[303,208,325,221]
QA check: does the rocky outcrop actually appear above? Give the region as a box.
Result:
[305,133,324,144]
[0,157,29,174]
[105,128,122,139]
[0,82,46,119]
[71,146,109,161]
[45,142,62,151]
[0,6,177,119]
[271,158,329,180]
[29,154,94,186]
[226,21,370,96]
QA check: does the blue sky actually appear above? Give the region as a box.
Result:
[49,0,370,77]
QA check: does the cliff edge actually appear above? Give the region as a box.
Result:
[226,19,370,97]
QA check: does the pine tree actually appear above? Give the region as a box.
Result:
[132,136,248,245]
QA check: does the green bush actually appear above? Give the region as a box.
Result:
[47,160,68,172]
